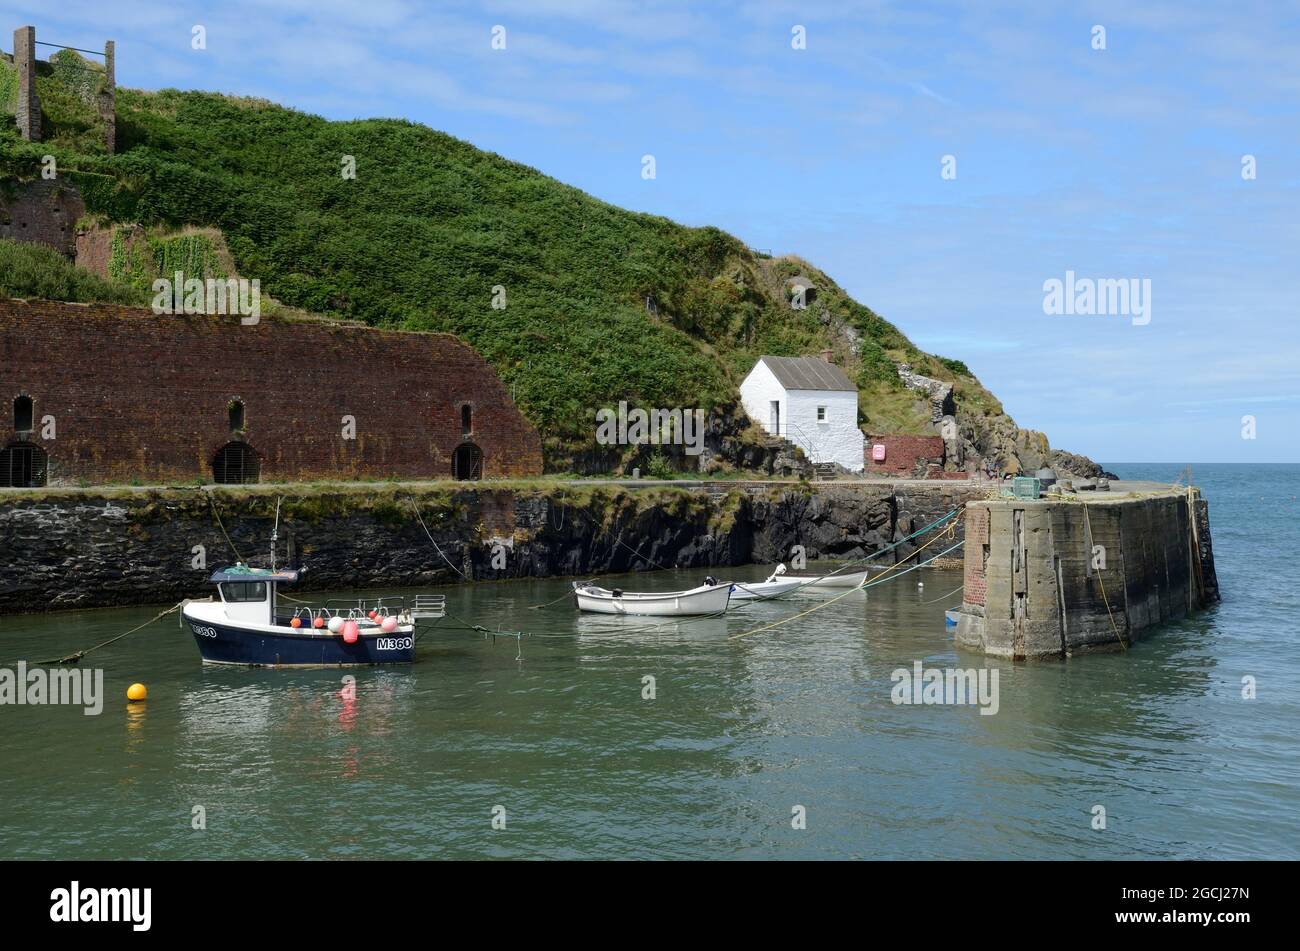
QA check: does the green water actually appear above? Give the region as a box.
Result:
[1,463,1297,859]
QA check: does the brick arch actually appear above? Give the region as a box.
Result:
[212,441,259,485]
[0,440,48,487]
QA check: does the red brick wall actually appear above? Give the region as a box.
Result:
[0,299,543,484]
[962,506,989,606]
[0,180,85,257]
[864,433,945,475]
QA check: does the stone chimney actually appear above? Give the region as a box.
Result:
[100,39,116,153]
[820,348,834,363]
[13,26,40,142]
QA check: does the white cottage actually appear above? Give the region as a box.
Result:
[739,355,865,472]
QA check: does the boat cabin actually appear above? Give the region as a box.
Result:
[210,566,302,626]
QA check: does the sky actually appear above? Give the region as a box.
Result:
[4,0,1297,463]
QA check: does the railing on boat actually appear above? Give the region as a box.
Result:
[276,594,447,624]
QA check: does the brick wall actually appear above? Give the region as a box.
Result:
[962,505,989,606]
[0,299,543,484]
[864,433,945,475]
[0,180,85,257]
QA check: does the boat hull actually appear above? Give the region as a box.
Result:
[184,610,416,667]
[573,583,731,616]
[729,579,805,601]
[784,568,871,588]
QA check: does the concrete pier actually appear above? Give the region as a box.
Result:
[955,485,1218,659]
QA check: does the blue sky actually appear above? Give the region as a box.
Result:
[6,0,1298,462]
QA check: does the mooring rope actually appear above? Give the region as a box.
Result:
[728,528,966,642]
[202,490,246,564]
[1079,501,1129,651]
[12,602,186,666]
[920,583,966,604]
[408,497,466,578]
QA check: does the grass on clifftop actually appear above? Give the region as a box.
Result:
[0,84,1018,462]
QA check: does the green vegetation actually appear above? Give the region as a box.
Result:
[1,85,1028,462]
[107,227,228,294]
[0,238,147,305]
[0,58,17,117]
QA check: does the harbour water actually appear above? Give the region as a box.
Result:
[1,463,1296,859]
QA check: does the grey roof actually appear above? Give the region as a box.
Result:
[758,355,856,392]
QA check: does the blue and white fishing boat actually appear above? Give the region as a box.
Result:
[182,565,446,667]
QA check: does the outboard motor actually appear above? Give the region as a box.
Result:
[704,576,719,587]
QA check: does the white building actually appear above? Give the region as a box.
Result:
[739,355,865,472]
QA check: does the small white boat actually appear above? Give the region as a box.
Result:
[729,579,806,601]
[726,564,806,601]
[782,567,872,588]
[573,580,732,616]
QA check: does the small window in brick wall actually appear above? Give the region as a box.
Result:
[229,399,246,432]
[461,404,472,436]
[14,396,34,433]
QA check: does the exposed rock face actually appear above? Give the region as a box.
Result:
[894,363,1115,481]
[0,482,985,613]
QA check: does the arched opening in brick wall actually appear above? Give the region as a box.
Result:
[0,441,47,487]
[13,395,34,433]
[212,441,259,485]
[452,442,482,481]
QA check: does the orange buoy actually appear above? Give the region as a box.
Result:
[291,617,302,629]
[343,620,360,644]
[126,683,147,702]
[313,616,325,629]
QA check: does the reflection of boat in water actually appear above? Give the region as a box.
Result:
[182,565,446,667]
[572,579,732,616]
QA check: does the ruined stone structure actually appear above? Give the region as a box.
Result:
[955,490,1218,659]
[6,25,116,151]
[0,300,543,486]
[0,179,85,257]
[12,26,39,142]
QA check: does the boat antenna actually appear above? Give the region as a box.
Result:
[271,496,281,571]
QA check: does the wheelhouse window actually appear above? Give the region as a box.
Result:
[13,396,33,432]
[220,582,267,602]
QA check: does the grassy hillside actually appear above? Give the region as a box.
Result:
[1,81,1066,471]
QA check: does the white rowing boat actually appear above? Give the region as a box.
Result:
[572,580,732,616]
[728,578,806,601]
[782,567,872,588]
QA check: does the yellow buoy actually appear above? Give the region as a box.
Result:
[126,683,147,702]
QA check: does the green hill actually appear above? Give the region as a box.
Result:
[0,79,1102,477]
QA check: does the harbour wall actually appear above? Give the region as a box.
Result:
[955,490,1219,659]
[0,481,987,614]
